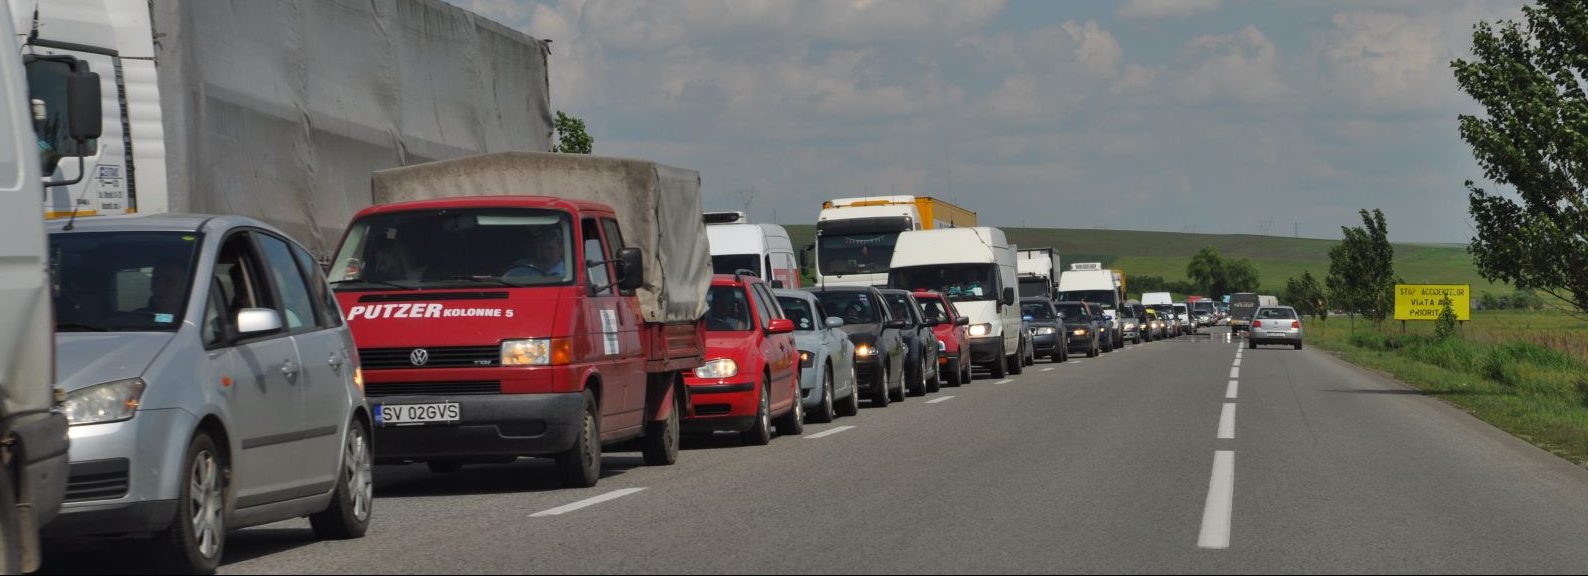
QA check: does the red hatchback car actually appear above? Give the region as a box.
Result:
[683,274,803,445]
[914,291,972,386]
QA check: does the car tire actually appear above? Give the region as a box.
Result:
[311,420,374,540]
[961,359,972,385]
[811,365,836,424]
[153,432,228,575]
[989,354,1008,379]
[925,353,942,393]
[0,455,23,575]
[945,358,962,387]
[839,366,862,417]
[872,368,892,407]
[1249,340,1258,350]
[1295,342,1303,350]
[774,374,804,436]
[555,390,602,488]
[1008,346,1024,375]
[743,376,774,445]
[907,353,927,397]
[1087,339,1098,358]
[889,365,908,403]
[641,385,681,466]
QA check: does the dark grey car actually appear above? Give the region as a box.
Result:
[880,289,940,396]
[809,287,909,406]
[1021,298,1067,362]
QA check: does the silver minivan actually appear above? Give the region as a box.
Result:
[45,215,373,573]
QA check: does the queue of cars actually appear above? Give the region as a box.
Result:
[26,148,1291,574]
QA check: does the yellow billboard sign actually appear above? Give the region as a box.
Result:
[1394,284,1471,321]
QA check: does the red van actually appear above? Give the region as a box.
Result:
[683,274,802,445]
[329,153,711,488]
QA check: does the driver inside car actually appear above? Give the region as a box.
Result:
[504,227,567,282]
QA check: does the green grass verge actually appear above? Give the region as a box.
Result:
[1309,315,1588,464]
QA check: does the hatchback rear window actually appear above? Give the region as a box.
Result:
[1256,308,1298,320]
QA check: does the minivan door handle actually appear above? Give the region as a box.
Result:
[282,359,300,382]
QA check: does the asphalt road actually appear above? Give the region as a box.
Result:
[43,328,1588,574]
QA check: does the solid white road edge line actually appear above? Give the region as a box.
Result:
[1198,451,1235,549]
[531,488,647,518]
[805,425,856,439]
[925,396,956,404]
[1217,403,1236,439]
[1225,380,1238,399]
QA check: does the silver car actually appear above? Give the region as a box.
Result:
[1249,306,1305,350]
[775,290,859,422]
[45,215,373,573]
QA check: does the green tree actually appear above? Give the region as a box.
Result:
[1222,259,1261,294]
[1434,297,1460,341]
[551,111,594,154]
[1284,271,1328,323]
[1453,1,1588,316]
[1186,247,1224,296]
[1328,209,1400,325]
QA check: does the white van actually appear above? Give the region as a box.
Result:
[1059,263,1123,349]
[888,227,1025,378]
[1142,292,1173,306]
[705,212,800,288]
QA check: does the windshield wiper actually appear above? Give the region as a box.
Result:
[330,279,415,290]
[55,322,109,332]
[445,275,524,287]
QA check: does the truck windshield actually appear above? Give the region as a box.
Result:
[1057,289,1118,308]
[330,208,573,290]
[891,264,998,303]
[705,285,754,332]
[816,232,899,276]
[711,254,761,277]
[49,232,201,332]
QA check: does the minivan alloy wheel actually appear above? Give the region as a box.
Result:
[190,450,224,560]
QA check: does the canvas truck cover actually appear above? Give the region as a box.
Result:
[152,0,553,256]
[372,152,710,324]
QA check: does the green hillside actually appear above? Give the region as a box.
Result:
[783,225,1507,296]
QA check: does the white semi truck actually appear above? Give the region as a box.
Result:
[16,0,553,255]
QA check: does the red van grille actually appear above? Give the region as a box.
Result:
[359,346,499,369]
[364,381,502,397]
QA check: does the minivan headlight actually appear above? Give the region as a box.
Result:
[695,359,739,379]
[969,323,992,337]
[502,338,571,366]
[63,378,145,426]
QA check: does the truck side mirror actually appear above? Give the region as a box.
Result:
[68,72,103,141]
[799,244,813,269]
[617,247,644,291]
[770,279,785,289]
[1002,287,1016,307]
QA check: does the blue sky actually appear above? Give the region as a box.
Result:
[456,0,1525,242]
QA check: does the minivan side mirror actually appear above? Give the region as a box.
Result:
[825,316,845,329]
[237,309,283,335]
[617,247,644,291]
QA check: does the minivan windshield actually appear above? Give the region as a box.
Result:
[330,208,573,290]
[711,254,761,277]
[50,232,202,332]
[1057,289,1118,308]
[891,264,999,302]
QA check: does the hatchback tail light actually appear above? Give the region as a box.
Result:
[1292,321,1301,329]
[1252,320,1262,328]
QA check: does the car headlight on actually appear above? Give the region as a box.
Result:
[1036,327,1056,335]
[854,343,877,358]
[501,338,572,366]
[63,378,146,426]
[694,359,739,379]
[799,350,814,368]
[1072,328,1088,337]
[969,323,992,337]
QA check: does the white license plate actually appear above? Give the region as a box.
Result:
[377,403,460,426]
[1265,331,1290,338]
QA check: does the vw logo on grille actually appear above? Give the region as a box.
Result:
[409,348,430,366]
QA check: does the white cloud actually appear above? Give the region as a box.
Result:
[1174,25,1287,104]
[1118,0,1220,20]
[1316,3,1522,114]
